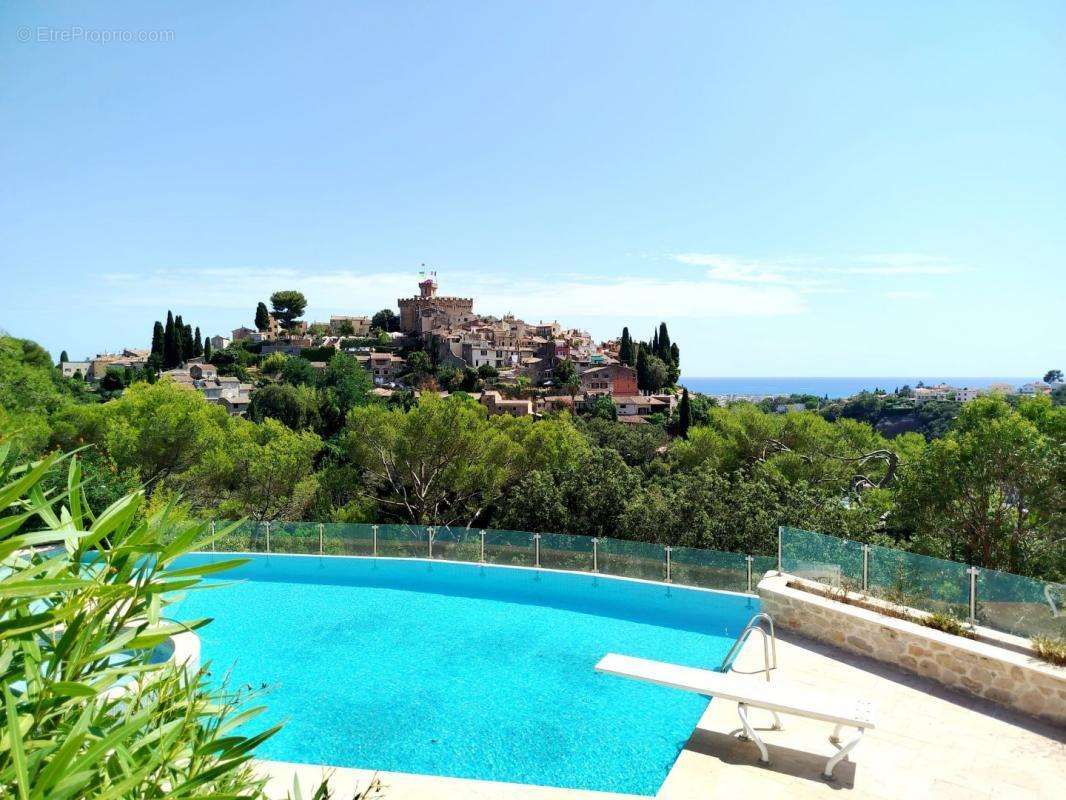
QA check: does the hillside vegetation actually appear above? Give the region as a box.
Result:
[2,335,1062,582]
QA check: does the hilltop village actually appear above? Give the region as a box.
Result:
[59,277,683,423]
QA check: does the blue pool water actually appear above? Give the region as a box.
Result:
[168,554,758,795]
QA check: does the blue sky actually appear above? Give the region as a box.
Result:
[2,1,1063,376]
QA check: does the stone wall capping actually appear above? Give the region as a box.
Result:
[757,572,1066,726]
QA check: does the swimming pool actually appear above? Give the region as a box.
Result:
[168,553,758,795]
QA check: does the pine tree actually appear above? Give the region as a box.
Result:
[58,350,69,365]
[678,387,692,439]
[203,337,212,361]
[151,321,164,361]
[163,311,178,369]
[193,326,203,357]
[618,327,634,366]
[255,301,271,331]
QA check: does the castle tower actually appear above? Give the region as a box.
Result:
[398,276,473,334]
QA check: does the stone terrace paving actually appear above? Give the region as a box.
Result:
[257,625,1065,799]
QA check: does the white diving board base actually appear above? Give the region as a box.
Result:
[595,653,877,779]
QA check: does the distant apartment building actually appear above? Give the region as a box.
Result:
[208,335,231,351]
[1018,381,1052,396]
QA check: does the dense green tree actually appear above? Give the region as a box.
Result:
[269,290,308,330]
[678,388,692,439]
[635,345,649,392]
[554,358,580,401]
[151,320,165,362]
[193,326,203,357]
[896,396,1064,577]
[58,349,69,365]
[477,363,499,379]
[371,308,399,332]
[643,354,669,393]
[587,393,618,421]
[1044,369,1063,384]
[255,301,272,331]
[247,382,319,430]
[163,311,179,369]
[618,327,634,366]
[203,336,212,360]
[657,322,671,360]
[342,395,520,525]
[404,350,433,383]
[279,356,319,387]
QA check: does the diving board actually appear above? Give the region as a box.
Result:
[596,653,877,779]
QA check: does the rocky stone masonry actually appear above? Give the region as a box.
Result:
[758,573,1066,727]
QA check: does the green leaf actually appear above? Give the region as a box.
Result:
[4,685,30,800]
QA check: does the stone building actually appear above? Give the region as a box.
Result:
[398,277,473,334]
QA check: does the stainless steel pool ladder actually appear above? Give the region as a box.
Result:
[719,612,777,682]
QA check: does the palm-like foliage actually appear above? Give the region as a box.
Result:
[0,441,273,798]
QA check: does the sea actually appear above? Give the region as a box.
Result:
[679,377,1031,400]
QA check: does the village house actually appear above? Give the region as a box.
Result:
[480,390,533,417]
[355,352,406,385]
[327,315,371,335]
[579,364,637,397]
[614,394,674,418]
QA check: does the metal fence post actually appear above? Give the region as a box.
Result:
[480,530,486,563]
[777,526,783,574]
[533,533,541,567]
[372,524,378,556]
[862,545,870,592]
[746,555,754,593]
[592,538,599,572]
[318,523,324,555]
[665,546,672,583]
[264,521,270,554]
[428,526,435,559]
[209,520,216,553]
[967,566,979,628]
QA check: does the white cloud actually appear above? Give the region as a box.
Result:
[884,290,932,300]
[98,267,808,322]
[670,252,965,292]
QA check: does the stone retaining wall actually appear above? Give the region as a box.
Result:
[758,573,1066,727]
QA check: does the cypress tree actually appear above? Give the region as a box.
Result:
[670,342,680,367]
[635,345,649,393]
[58,350,69,365]
[174,315,188,365]
[151,321,164,360]
[183,324,194,360]
[658,322,671,359]
[652,328,659,356]
[618,327,634,366]
[678,387,691,439]
[163,311,178,369]
[204,336,212,360]
[255,301,271,331]
[193,326,203,357]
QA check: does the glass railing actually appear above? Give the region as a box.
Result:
[198,521,770,595]
[780,526,1065,641]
